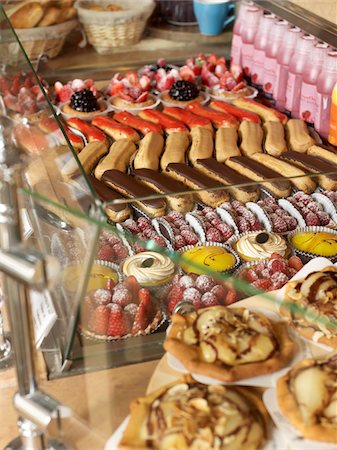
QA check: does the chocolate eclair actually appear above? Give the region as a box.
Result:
[132,168,194,213]
[195,157,260,203]
[226,155,292,198]
[101,170,166,218]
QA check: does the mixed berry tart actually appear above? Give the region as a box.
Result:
[159,80,207,107]
[62,89,107,119]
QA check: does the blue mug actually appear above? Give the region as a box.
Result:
[193,0,235,36]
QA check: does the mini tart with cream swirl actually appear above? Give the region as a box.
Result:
[164,306,297,382]
[281,266,337,348]
[276,353,337,444]
[119,376,269,450]
[233,232,289,261]
[122,251,175,287]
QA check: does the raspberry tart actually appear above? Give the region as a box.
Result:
[164,306,296,382]
[119,376,269,450]
[61,89,108,120]
[159,80,207,107]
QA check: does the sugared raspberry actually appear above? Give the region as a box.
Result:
[215,223,233,240]
[179,275,195,289]
[195,274,216,292]
[284,216,297,230]
[205,222,212,230]
[231,200,245,214]
[143,228,156,239]
[270,272,289,289]
[211,284,228,300]
[123,219,139,234]
[205,211,219,222]
[97,243,114,261]
[255,261,267,274]
[245,269,258,282]
[174,235,186,249]
[288,256,303,271]
[171,226,180,235]
[137,217,152,231]
[263,197,277,207]
[183,287,202,302]
[307,201,322,212]
[287,267,297,278]
[305,212,320,226]
[112,288,131,307]
[166,211,184,222]
[237,218,250,233]
[174,218,187,229]
[317,211,330,226]
[92,288,112,306]
[210,217,222,227]
[251,279,271,291]
[242,209,255,221]
[206,227,223,242]
[201,292,219,307]
[181,229,199,245]
[168,285,184,312]
[105,278,116,293]
[269,258,288,274]
[224,288,238,305]
[271,216,288,233]
[250,218,262,231]
[124,303,138,321]
[113,243,128,262]
[202,207,214,215]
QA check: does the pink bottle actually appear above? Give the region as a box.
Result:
[250,13,276,89]
[285,34,316,118]
[315,51,337,138]
[274,26,302,111]
[231,1,255,66]
[299,42,330,124]
[263,19,289,98]
[240,7,263,78]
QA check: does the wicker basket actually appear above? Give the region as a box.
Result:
[75,0,155,54]
[14,19,78,61]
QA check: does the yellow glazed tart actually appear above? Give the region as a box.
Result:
[63,263,118,292]
[290,230,337,257]
[277,353,337,444]
[119,376,269,450]
[234,232,288,261]
[179,245,236,274]
[122,251,175,287]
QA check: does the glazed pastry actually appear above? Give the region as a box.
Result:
[281,267,337,348]
[280,150,337,190]
[113,111,162,134]
[119,376,269,450]
[215,127,241,162]
[132,168,194,213]
[94,139,137,179]
[91,116,140,142]
[164,306,296,381]
[133,132,164,171]
[36,115,84,153]
[66,117,109,145]
[210,100,261,124]
[239,120,263,156]
[263,121,287,156]
[163,106,214,132]
[233,98,288,124]
[308,145,337,165]
[226,156,292,198]
[188,127,213,165]
[160,131,190,171]
[277,354,337,444]
[290,230,337,258]
[186,102,238,128]
[251,153,317,193]
[101,170,166,218]
[178,245,236,274]
[88,175,131,222]
[286,119,315,152]
[195,158,260,203]
[166,163,229,208]
[138,109,187,133]
[234,231,288,261]
[122,251,175,287]
[61,141,109,178]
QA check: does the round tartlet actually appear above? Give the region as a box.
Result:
[178,244,238,275]
[109,94,159,114]
[231,232,289,262]
[159,90,209,108]
[122,251,175,287]
[288,227,337,261]
[61,99,108,121]
[207,86,258,103]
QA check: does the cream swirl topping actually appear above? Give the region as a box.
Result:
[122,251,175,285]
[236,232,287,259]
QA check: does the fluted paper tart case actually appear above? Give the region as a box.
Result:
[288,226,337,263]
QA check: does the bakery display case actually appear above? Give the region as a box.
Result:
[0,1,337,449]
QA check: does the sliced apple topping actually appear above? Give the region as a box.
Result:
[182,327,198,345]
[200,341,217,363]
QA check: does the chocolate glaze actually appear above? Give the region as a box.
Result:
[132,168,189,194]
[281,151,337,180]
[167,163,224,190]
[101,170,165,209]
[228,156,291,190]
[88,175,126,212]
[196,158,257,193]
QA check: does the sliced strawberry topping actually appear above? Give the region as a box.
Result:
[179,65,196,83]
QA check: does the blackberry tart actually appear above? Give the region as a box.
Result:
[62,89,107,119]
[160,80,207,107]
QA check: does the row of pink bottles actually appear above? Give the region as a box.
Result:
[240,6,263,77]
[231,1,255,66]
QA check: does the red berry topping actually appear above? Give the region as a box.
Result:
[183,287,202,303]
[97,243,114,261]
[132,294,151,333]
[107,304,130,337]
[174,235,186,249]
[113,243,129,262]
[270,272,289,289]
[105,278,116,293]
[195,274,216,293]
[90,305,110,335]
[92,288,112,306]
[206,227,223,243]
[269,259,288,274]
[251,279,271,291]
[245,269,258,282]
[288,256,303,271]
[211,284,228,301]
[179,275,195,289]
[124,276,140,301]
[201,292,219,307]
[181,229,199,245]
[224,288,238,305]
[112,288,131,307]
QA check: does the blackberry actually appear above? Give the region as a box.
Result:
[149,64,174,72]
[70,89,98,112]
[169,80,199,101]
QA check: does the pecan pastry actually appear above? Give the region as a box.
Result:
[281,266,337,348]
[276,353,337,443]
[164,306,296,382]
[119,376,269,450]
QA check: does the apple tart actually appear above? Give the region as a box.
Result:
[164,306,296,382]
[281,266,337,348]
[276,353,337,444]
[119,376,269,450]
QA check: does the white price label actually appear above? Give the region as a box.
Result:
[30,289,58,348]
